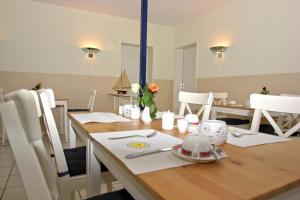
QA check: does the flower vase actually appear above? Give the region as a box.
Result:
[141,106,152,124]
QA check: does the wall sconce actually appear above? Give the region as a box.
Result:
[81,47,100,58]
[209,46,229,59]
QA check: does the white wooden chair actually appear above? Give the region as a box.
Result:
[250,94,300,137]
[68,88,97,112]
[212,92,228,105]
[0,89,133,200]
[0,87,6,145]
[178,91,213,121]
[278,94,300,131]
[37,89,115,198]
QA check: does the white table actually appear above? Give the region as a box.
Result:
[55,99,69,142]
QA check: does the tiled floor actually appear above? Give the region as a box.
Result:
[0,135,123,200]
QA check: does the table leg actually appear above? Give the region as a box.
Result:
[63,102,68,142]
[69,120,76,148]
[87,137,101,198]
[210,108,217,120]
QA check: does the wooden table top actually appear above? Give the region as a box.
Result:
[212,104,253,110]
[69,114,300,200]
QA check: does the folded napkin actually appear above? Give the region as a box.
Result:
[71,112,131,124]
[227,127,291,147]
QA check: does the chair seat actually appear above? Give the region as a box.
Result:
[87,189,134,200]
[68,108,90,112]
[217,118,250,125]
[64,146,108,177]
[259,124,300,136]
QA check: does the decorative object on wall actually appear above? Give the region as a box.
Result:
[209,46,229,59]
[81,47,100,58]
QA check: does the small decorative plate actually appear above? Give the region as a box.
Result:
[171,144,227,163]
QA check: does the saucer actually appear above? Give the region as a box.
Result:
[172,144,226,163]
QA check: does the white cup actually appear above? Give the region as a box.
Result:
[118,106,123,115]
[131,106,140,119]
[162,111,175,130]
[177,119,188,133]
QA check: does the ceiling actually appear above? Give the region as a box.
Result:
[30,0,234,27]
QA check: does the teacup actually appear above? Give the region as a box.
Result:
[181,134,211,158]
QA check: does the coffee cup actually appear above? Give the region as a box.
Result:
[177,119,188,133]
[181,134,211,158]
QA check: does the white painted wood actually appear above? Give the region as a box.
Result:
[55,99,69,142]
[210,106,253,120]
[92,140,156,200]
[88,88,97,111]
[212,92,228,105]
[178,91,213,121]
[0,90,58,200]
[0,87,6,146]
[173,48,184,112]
[250,94,300,137]
[39,92,70,176]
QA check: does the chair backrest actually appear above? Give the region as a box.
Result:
[250,94,300,137]
[88,88,97,111]
[0,89,59,200]
[38,89,70,178]
[212,92,228,105]
[178,91,213,121]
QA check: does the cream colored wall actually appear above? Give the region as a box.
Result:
[0,0,174,80]
[175,0,300,78]
[0,71,173,111]
[198,73,300,104]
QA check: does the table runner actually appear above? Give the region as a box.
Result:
[91,129,192,174]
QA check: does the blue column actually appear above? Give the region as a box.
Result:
[139,0,148,88]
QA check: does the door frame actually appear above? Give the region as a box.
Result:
[173,42,198,112]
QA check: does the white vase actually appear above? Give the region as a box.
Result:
[141,106,152,124]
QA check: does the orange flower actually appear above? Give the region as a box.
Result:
[149,83,159,93]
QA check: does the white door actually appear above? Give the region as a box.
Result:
[121,43,153,84]
[173,43,197,112]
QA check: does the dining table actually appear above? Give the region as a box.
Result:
[68,113,300,200]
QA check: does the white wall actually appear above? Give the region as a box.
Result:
[175,0,300,78]
[0,0,174,80]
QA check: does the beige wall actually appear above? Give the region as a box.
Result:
[174,0,300,103]
[175,0,300,78]
[0,71,173,112]
[0,0,174,80]
[198,72,300,104]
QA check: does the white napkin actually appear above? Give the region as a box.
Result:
[91,129,192,174]
[71,112,131,124]
[227,127,291,147]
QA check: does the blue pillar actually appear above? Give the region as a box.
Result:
[139,0,148,88]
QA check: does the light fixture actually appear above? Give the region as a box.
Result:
[81,47,100,58]
[209,46,229,58]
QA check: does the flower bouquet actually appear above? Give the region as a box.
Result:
[131,83,159,119]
